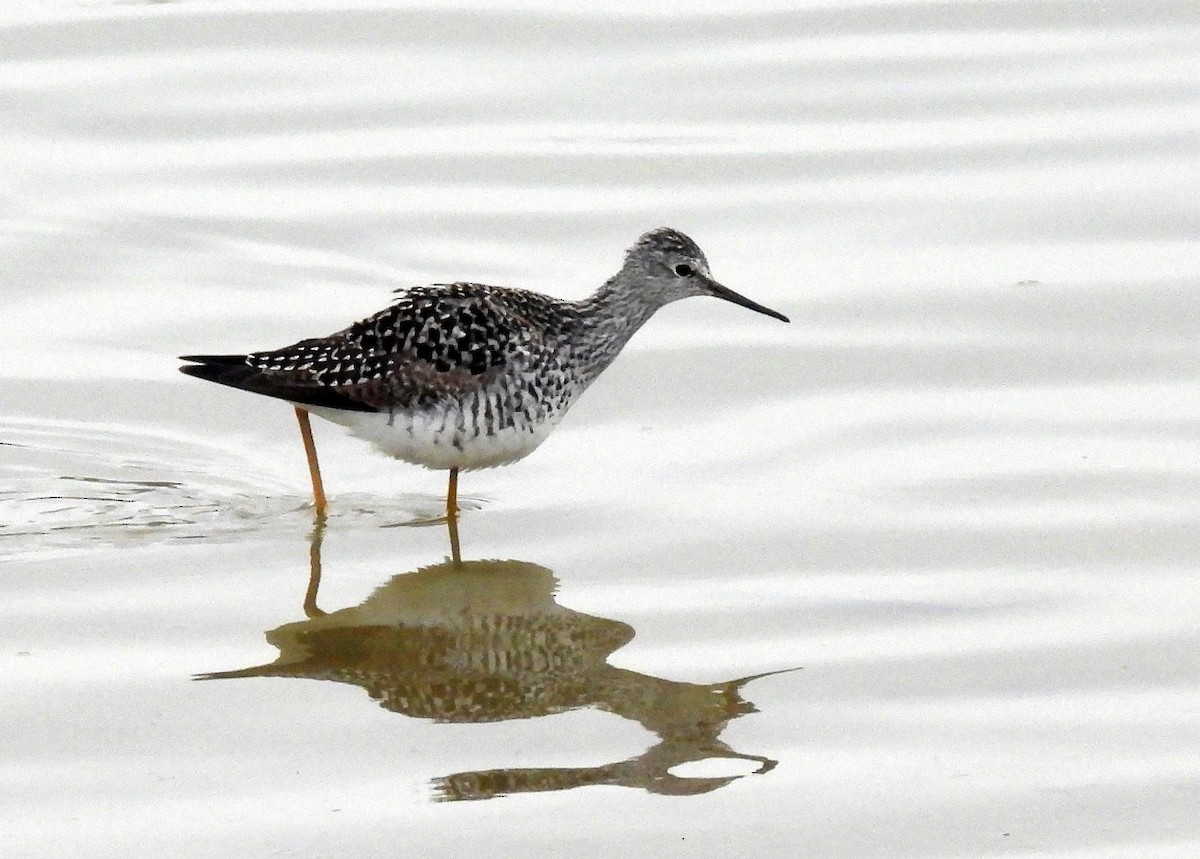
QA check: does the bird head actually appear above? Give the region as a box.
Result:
[623,227,789,323]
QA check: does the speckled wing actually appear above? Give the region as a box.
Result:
[180,283,569,414]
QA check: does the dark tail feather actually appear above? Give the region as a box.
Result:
[179,360,260,388]
[178,359,376,412]
[178,353,249,365]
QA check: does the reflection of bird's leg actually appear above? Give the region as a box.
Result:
[446,466,461,566]
[294,407,327,514]
[303,511,328,618]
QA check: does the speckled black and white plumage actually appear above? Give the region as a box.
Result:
[180,227,788,471]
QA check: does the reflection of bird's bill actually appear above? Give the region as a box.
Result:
[705,278,790,323]
[731,666,804,687]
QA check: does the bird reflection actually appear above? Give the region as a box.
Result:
[200,516,790,801]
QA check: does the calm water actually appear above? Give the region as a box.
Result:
[4,2,1200,857]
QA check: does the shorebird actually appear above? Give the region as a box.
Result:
[180,227,789,523]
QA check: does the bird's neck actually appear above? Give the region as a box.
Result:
[568,274,663,381]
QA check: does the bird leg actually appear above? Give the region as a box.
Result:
[294,406,327,515]
[447,466,459,520]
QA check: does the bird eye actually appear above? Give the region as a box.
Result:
[674,263,694,277]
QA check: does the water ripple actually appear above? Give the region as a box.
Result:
[0,418,461,557]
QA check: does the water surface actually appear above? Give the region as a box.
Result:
[4,2,1200,857]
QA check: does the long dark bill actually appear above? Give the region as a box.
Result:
[707,280,790,323]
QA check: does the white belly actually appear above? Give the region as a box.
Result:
[301,404,562,471]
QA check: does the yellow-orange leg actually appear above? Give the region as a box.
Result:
[447,466,459,521]
[294,406,327,515]
[446,466,461,566]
